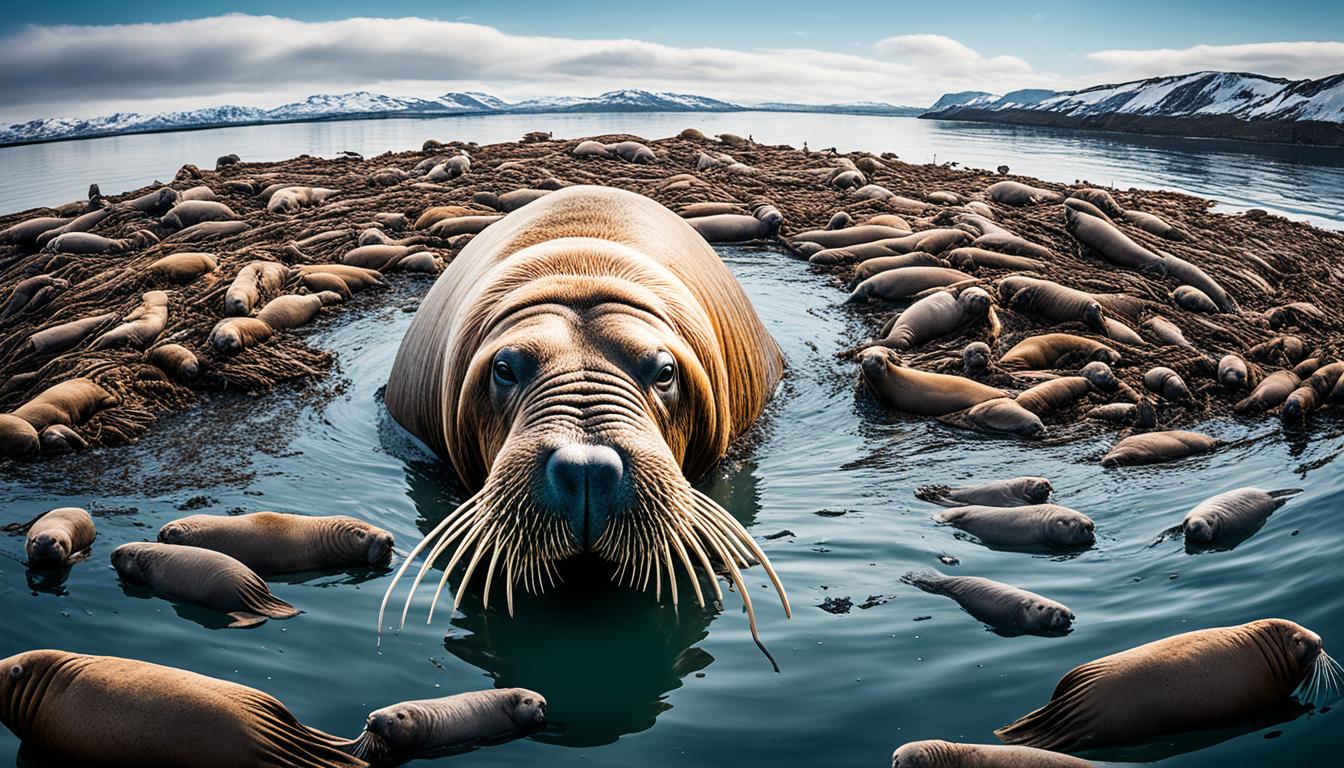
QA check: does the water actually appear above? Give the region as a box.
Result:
[3,112,1344,229]
[1,245,1341,766]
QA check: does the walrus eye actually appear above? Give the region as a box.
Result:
[655,362,676,390]
[8,664,21,679]
[493,358,517,386]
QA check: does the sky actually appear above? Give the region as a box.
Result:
[1,1,1341,123]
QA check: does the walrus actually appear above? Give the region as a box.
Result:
[380,185,789,655]
[808,230,970,266]
[1304,360,1344,398]
[0,649,364,767]
[790,225,912,250]
[158,512,394,575]
[473,189,551,212]
[852,252,949,284]
[146,252,219,285]
[892,740,1093,767]
[160,200,238,231]
[1141,316,1194,349]
[996,619,1340,753]
[1248,335,1311,367]
[902,570,1074,635]
[1234,370,1300,413]
[1063,196,1113,224]
[146,343,199,380]
[606,141,656,164]
[1,216,70,247]
[121,185,180,215]
[1281,385,1320,424]
[343,244,428,271]
[986,180,1064,206]
[573,140,612,158]
[23,312,118,356]
[916,477,1052,507]
[209,317,275,355]
[936,504,1095,550]
[1064,207,1166,274]
[969,232,1053,260]
[425,155,471,181]
[179,185,217,201]
[294,264,383,294]
[1069,188,1125,218]
[1171,284,1218,313]
[997,277,1105,332]
[941,397,1047,437]
[876,287,991,350]
[847,266,973,304]
[25,507,96,568]
[1014,377,1094,416]
[825,211,853,230]
[1100,430,1218,466]
[426,215,504,237]
[926,190,964,205]
[111,542,299,627]
[859,347,1005,416]
[256,292,341,330]
[226,261,291,315]
[1178,487,1299,546]
[963,342,991,374]
[687,214,776,243]
[1102,318,1144,346]
[945,247,1045,273]
[0,378,117,458]
[1085,401,1157,427]
[90,290,169,350]
[1163,253,1236,312]
[1123,209,1187,240]
[414,204,489,229]
[1265,302,1325,330]
[32,207,112,249]
[1217,353,1254,390]
[1143,366,1190,401]
[998,334,1118,371]
[830,169,866,190]
[166,219,250,242]
[47,229,158,254]
[344,689,547,764]
[2,275,70,320]
[39,423,89,454]
[678,202,747,219]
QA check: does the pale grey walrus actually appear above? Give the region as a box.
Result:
[892,740,1093,767]
[111,542,299,627]
[916,477,1053,507]
[158,512,394,575]
[0,649,364,767]
[344,689,547,764]
[936,504,1095,550]
[986,180,1064,206]
[996,619,1341,752]
[25,507,96,568]
[1100,430,1218,467]
[1179,487,1300,546]
[381,186,789,656]
[160,200,238,231]
[902,570,1074,635]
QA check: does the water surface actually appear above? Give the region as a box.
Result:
[1,248,1340,766]
[2,112,1343,229]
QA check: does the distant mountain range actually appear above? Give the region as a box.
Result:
[3,73,1342,147]
[0,89,918,146]
[922,71,1344,147]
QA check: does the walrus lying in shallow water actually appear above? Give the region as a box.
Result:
[382,185,790,658]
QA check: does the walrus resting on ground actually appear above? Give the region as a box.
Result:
[0,649,365,767]
[996,619,1341,753]
[381,186,789,662]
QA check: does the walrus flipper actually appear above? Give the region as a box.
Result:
[227,611,270,628]
[995,660,1111,752]
[245,692,370,768]
[236,577,302,621]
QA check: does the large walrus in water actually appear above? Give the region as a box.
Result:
[383,186,789,655]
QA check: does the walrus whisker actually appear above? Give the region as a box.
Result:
[424,516,493,623]
[661,539,679,607]
[692,490,791,617]
[673,515,724,602]
[697,521,779,672]
[667,526,706,608]
[480,538,505,611]
[450,525,501,616]
[398,498,487,628]
[1296,651,1344,708]
[376,490,482,642]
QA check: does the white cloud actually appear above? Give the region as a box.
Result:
[0,15,1073,122]
[1087,41,1344,82]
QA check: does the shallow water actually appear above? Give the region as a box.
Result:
[3,112,1344,229]
[1,247,1341,766]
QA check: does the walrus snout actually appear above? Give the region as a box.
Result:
[544,443,626,547]
[367,531,395,565]
[1184,516,1215,542]
[26,532,66,567]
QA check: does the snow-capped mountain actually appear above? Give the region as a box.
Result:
[924,71,1344,146]
[754,101,922,116]
[0,89,744,145]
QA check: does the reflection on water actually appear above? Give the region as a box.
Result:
[2,112,1343,229]
[0,249,1342,766]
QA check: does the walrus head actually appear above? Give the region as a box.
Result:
[1255,619,1343,709]
[382,234,788,658]
[25,530,70,567]
[351,689,547,763]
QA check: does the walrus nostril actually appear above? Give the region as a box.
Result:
[545,444,623,547]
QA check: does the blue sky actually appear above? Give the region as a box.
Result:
[1,2,1340,122]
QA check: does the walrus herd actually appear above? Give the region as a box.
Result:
[2,128,1342,765]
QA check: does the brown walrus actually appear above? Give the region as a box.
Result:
[226,261,291,315]
[859,347,1006,416]
[997,277,1105,332]
[0,649,364,767]
[89,290,169,350]
[848,266,973,304]
[111,542,299,628]
[381,185,789,656]
[1100,430,1219,466]
[25,507,96,567]
[996,619,1340,753]
[997,334,1119,371]
[158,512,394,575]
[893,740,1093,767]
[344,689,547,764]
[0,378,117,458]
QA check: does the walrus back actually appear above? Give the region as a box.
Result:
[386,185,783,465]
